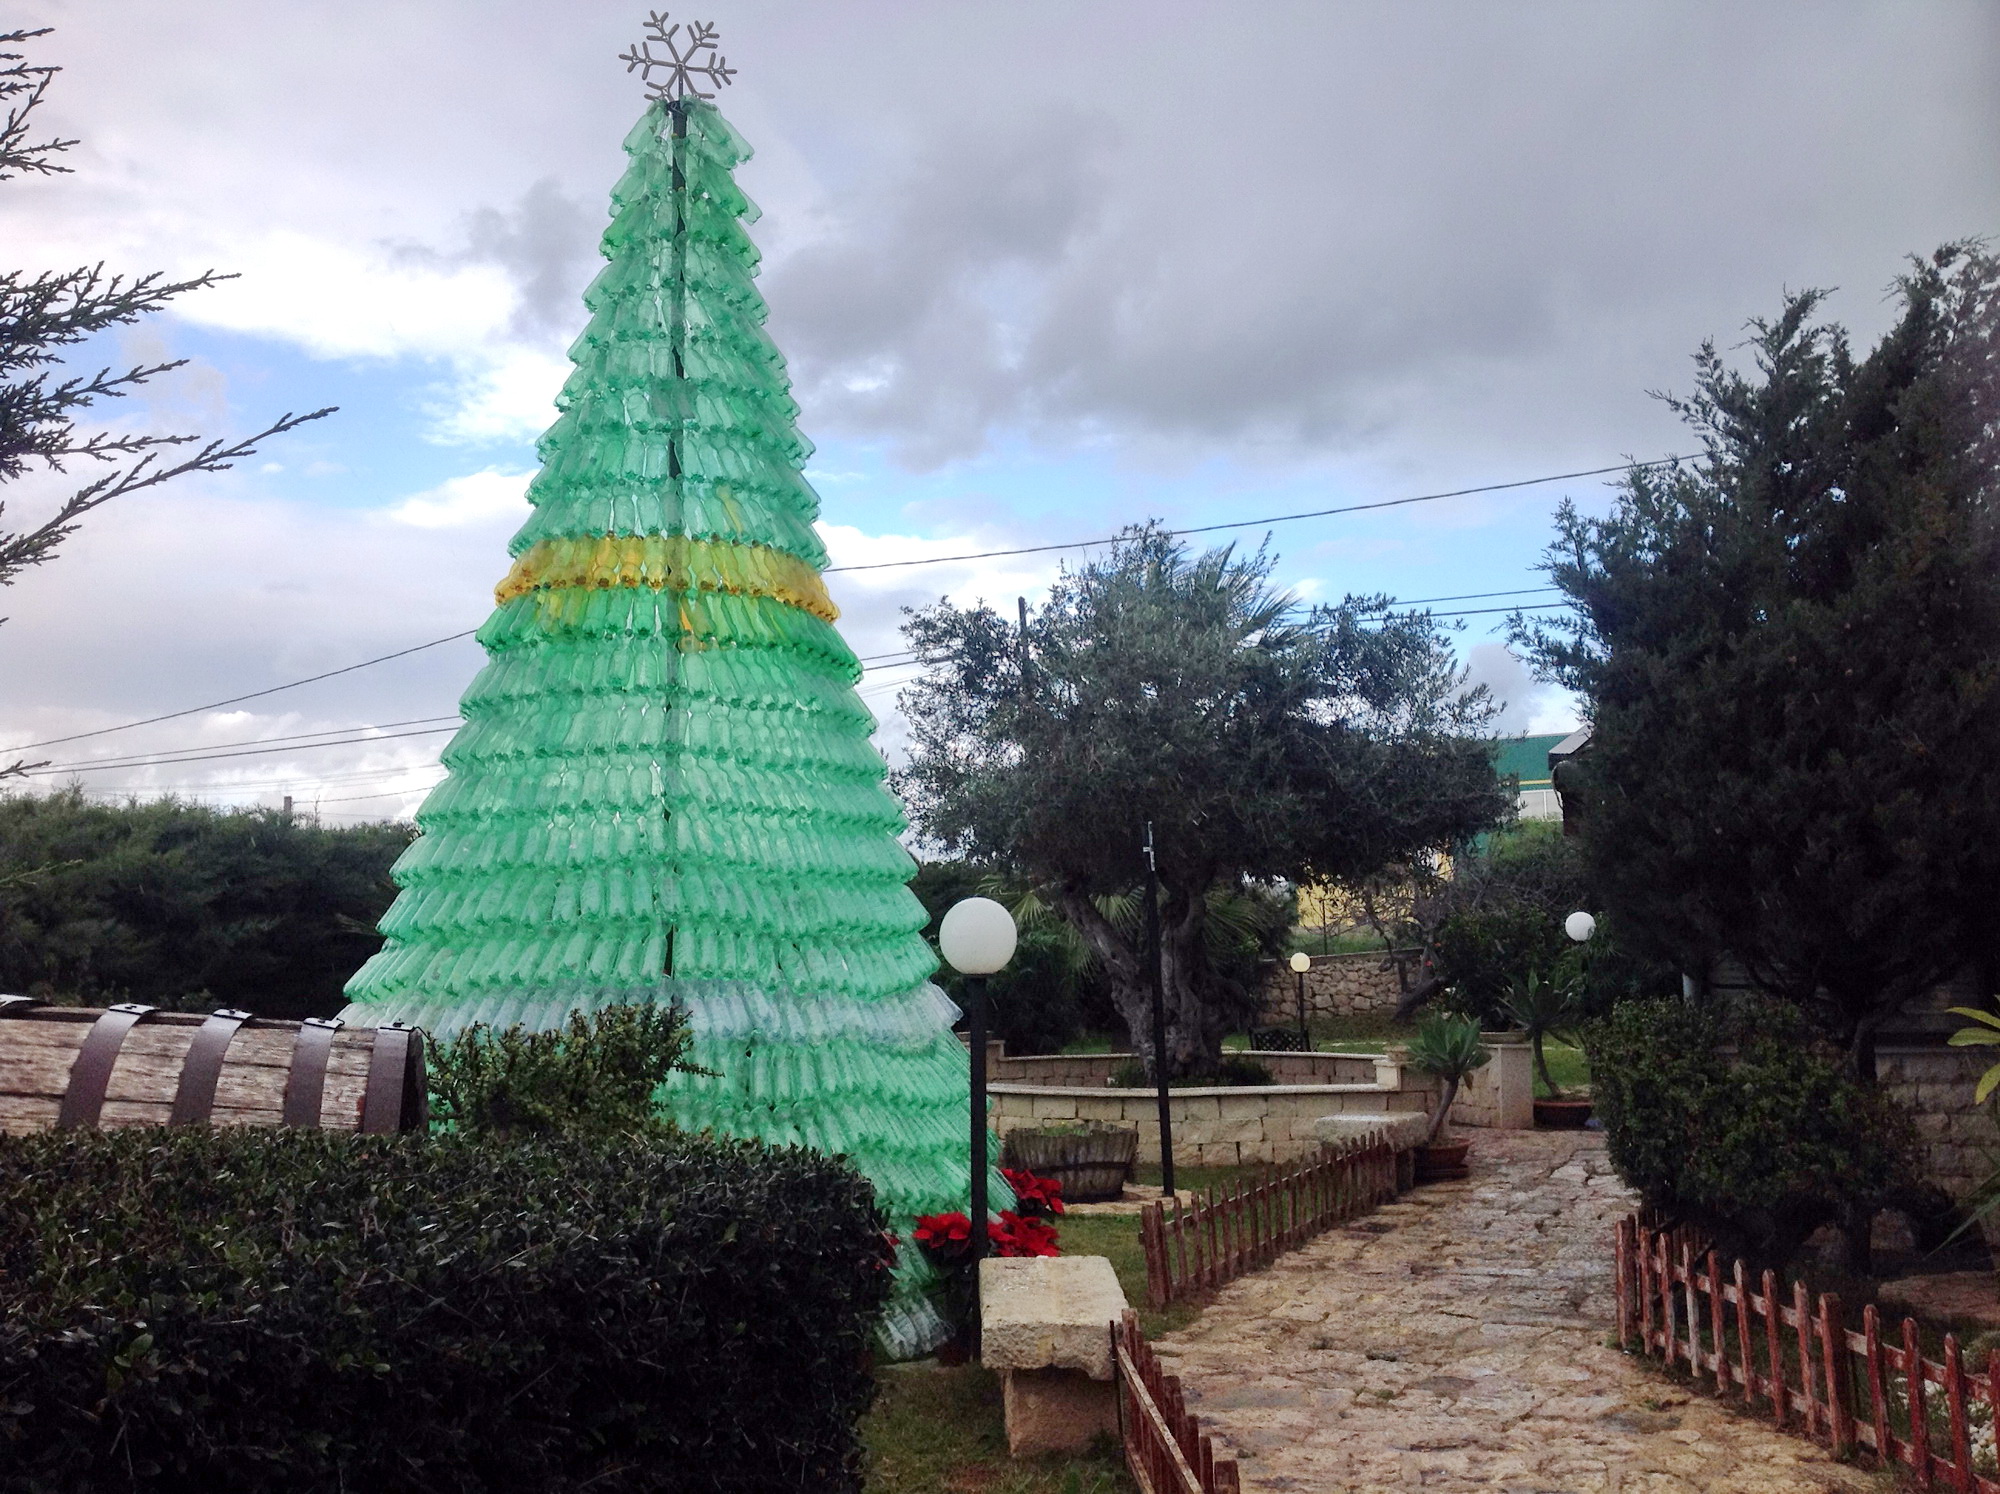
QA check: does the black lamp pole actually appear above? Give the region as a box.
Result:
[967,973,989,1265]
[1144,822,1176,1198]
[1296,963,1309,1047]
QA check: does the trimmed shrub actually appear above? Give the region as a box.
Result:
[427,1003,708,1139]
[0,1127,891,1494]
[1585,996,1918,1264]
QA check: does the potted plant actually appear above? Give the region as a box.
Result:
[1406,1013,1492,1180]
[1502,969,1592,1128]
[1002,1121,1138,1202]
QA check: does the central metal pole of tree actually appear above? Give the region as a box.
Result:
[1144,822,1176,1197]
[967,973,989,1266]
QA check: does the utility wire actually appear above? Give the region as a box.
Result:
[38,715,462,775]
[21,725,459,778]
[821,457,1689,574]
[6,630,479,753]
[7,454,1644,758]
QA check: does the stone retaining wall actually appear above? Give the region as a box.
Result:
[1875,1038,2000,1205]
[990,1052,1436,1168]
[1254,949,1417,1025]
[989,1050,1380,1087]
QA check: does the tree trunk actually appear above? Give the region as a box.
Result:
[1051,879,1225,1079]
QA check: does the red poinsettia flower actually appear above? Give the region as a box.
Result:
[989,1210,1061,1258]
[913,1211,975,1262]
[999,1167,1067,1217]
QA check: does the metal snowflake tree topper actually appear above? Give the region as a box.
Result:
[620,11,736,102]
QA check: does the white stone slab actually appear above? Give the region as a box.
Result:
[1314,1111,1431,1150]
[979,1255,1128,1381]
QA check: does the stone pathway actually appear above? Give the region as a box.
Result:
[1152,1131,1872,1493]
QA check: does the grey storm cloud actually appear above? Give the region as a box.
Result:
[737,0,2000,470]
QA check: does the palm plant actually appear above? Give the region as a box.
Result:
[1405,1013,1493,1144]
[1947,1004,2000,1103]
[1500,969,1584,1100]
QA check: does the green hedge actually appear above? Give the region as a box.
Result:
[1585,996,1919,1264]
[0,1128,891,1494]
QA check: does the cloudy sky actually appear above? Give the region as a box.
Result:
[4,1,1995,823]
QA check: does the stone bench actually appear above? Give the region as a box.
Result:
[1314,1111,1433,1191]
[978,1255,1128,1457]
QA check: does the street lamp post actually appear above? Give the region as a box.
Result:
[1289,950,1312,1048]
[941,897,1018,1268]
[1143,823,1176,1198]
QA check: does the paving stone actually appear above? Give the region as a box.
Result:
[1151,1131,1873,1493]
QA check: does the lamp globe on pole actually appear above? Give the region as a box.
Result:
[941,897,1017,1272]
[1288,951,1311,1047]
[1564,910,1597,944]
[941,897,1018,976]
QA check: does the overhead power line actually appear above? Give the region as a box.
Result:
[22,725,459,778]
[8,454,1649,763]
[821,457,1690,574]
[7,630,479,753]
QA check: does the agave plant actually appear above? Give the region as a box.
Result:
[1500,969,1584,1100]
[1405,1012,1493,1144]
[1947,1005,2000,1103]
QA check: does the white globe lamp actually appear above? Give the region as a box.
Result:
[940,897,1018,975]
[1564,910,1597,943]
[1288,951,1312,1047]
[942,896,1017,1267]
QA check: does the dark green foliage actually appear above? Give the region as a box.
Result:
[428,1004,710,1140]
[1109,1055,1272,1088]
[0,1126,891,1494]
[0,788,409,1016]
[1422,822,1591,1024]
[1514,247,2000,1065]
[898,527,1509,1076]
[1405,1012,1492,1141]
[1499,970,1585,1098]
[1586,996,1920,1264]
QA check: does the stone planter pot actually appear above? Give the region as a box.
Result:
[1414,1139,1471,1181]
[1002,1122,1139,1203]
[1533,1097,1594,1129]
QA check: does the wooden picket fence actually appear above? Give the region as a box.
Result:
[1139,1134,1397,1309]
[1618,1215,2000,1489]
[1114,1309,1240,1493]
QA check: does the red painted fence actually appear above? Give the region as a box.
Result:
[1617,1215,2000,1490]
[1139,1136,1397,1308]
[1114,1310,1240,1494]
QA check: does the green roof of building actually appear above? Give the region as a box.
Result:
[1491,733,1568,789]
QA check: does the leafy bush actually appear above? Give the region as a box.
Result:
[428,1003,708,1139]
[1108,1055,1272,1087]
[1585,996,1919,1264]
[1421,821,1674,1024]
[0,1127,891,1494]
[0,788,410,1017]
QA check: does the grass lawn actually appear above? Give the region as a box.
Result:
[1534,1040,1590,1098]
[863,1362,1133,1493]
[860,1163,1273,1491]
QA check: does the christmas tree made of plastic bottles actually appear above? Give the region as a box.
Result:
[341,89,986,1358]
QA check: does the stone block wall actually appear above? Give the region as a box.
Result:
[989,1065,1436,1168]
[1446,1037,1535,1130]
[1875,1039,2000,1205]
[988,1050,1380,1087]
[1255,949,1417,1025]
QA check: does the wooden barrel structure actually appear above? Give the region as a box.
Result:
[0,996,426,1135]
